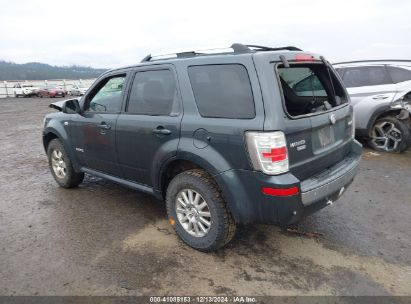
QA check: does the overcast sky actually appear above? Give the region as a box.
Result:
[0,0,410,68]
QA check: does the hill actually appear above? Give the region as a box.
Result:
[0,61,108,81]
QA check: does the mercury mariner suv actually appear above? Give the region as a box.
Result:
[42,43,362,251]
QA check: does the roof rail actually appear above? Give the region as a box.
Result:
[246,45,302,52]
[140,43,303,62]
[334,59,411,65]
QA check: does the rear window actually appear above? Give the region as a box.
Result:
[387,66,411,83]
[277,63,348,117]
[340,66,392,87]
[188,64,255,119]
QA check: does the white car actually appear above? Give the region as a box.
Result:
[334,60,411,152]
[13,83,38,97]
[69,84,89,96]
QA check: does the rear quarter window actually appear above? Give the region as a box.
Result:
[387,66,411,83]
[188,64,255,119]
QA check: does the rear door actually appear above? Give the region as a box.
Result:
[115,65,182,186]
[276,62,354,180]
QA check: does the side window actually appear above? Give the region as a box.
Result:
[85,75,125,113]
[342,66,392,88]
[288,70,327,97]
[127,69,178,116]
[387,66,411,83]
[188,64,255,119]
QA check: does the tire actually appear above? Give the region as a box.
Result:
[367,116,410,153]
[166,169,236,251]
[47,139,84,188]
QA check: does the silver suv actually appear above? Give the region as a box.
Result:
[334,60,411,152]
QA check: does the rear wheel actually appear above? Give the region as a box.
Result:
[368,116,409,153]
[166,169,236,251]
[47,139,84,188]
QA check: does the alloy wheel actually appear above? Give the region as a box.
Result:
[371,120,402,152]
[51,149,67,179]
[175,189,211,237]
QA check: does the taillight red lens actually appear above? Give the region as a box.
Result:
[245,131,289,175]
[262,147,287,162]
[262,186,299,197]
[295,54,318,62]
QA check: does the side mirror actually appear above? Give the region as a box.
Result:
[62,99,81,114]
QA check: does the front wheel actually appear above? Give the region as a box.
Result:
[166,169,236,251]
[367,116,410,153]
[47,139,84,188]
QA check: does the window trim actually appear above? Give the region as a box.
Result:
[123,67,181,117]
[83,73,128,114]
[187,63,256,120]
[274,62,349,120]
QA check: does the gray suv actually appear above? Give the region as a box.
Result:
[43,44,362,251]
[334,60,411,153]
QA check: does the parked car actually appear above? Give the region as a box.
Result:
[69,84,89,96]
[13,83,37,97]
[37,86,66,98]
[334,60,411,153]
[43,43,362,251]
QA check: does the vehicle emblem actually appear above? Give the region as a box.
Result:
[329,114,336,125]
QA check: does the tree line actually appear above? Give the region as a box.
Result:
[0,61,107,81]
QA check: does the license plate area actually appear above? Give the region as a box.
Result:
[318,126,335,147]
[312,125,336,153]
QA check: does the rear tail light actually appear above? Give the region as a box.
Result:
[347,114,355,139]
[351,114,355,138]
[245,131,289,175]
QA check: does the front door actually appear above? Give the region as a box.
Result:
[71,73,128,177]
[116,67,182,186]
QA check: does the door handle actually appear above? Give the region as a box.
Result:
[372,95,389,100]
[152,126,171,135]
[99,122,111,130]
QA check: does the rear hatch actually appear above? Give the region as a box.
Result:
[275,58,354,180]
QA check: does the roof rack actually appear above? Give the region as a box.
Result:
[140,43,302,62]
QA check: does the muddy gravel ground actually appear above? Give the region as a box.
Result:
[0,97,410,296]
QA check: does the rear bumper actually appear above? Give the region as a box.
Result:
[215,140,362,225]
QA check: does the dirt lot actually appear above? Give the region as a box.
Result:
[0,97,410,296]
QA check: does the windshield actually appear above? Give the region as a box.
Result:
[277,63,348,117]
